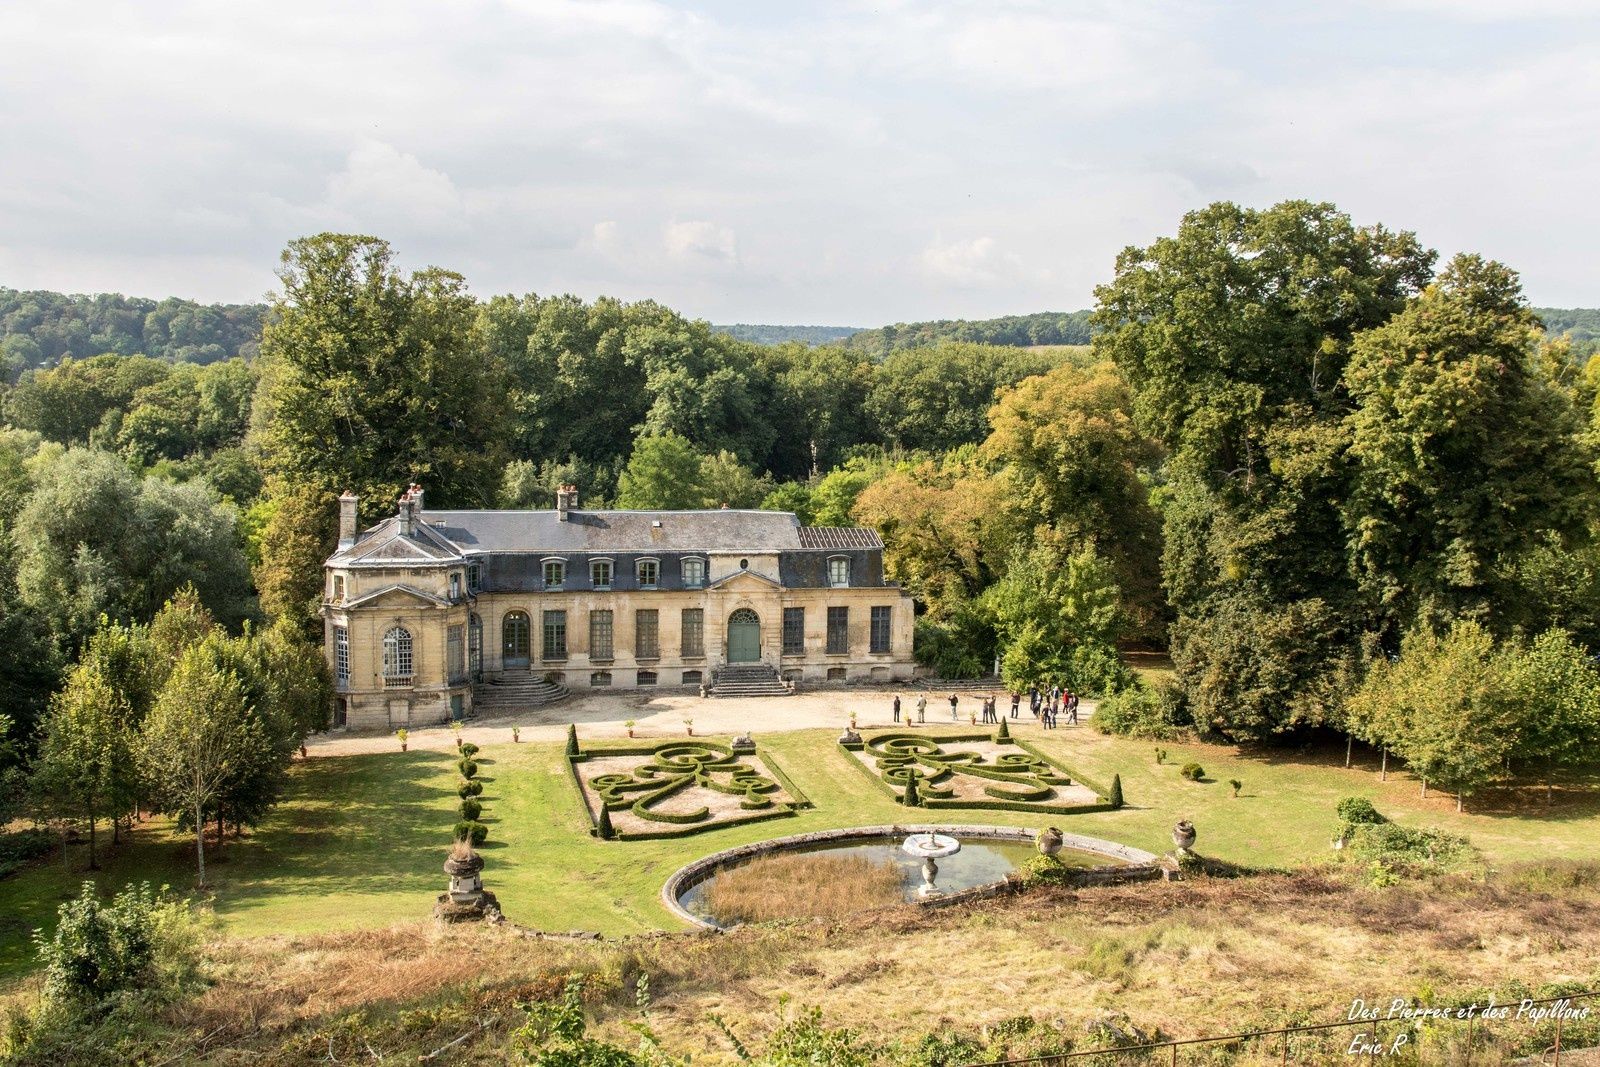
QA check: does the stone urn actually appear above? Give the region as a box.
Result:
[1172,819,1197,853]
[1036,826,1064,857]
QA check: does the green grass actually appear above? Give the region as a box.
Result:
[2,726,1596,986]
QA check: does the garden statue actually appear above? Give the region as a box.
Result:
[838,727,862,745]
[1172,819,1197,854]
[1036,826,1064,857]
[731,732,756,755]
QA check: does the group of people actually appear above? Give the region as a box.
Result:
[887,685,1080,728]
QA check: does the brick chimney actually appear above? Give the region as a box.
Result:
[398,483,423,537]
[556,484,578,521]
[338,491,359,547]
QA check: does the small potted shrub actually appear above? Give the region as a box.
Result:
[396,728,408,753]
[625,720,637,738]
[450,720,464,749]
[512,726,521,743]
[1228,779,1242,798]
[683,718,694,737]
[1180,762,1204,782]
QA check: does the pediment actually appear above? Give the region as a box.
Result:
[710,569,781,591]
[343,583,451,610]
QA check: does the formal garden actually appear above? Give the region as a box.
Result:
[3,719,1599,988]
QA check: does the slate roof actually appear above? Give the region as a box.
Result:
[327,508,887,568]
[797,526,883,549]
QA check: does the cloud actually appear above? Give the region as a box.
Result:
[323,141,465,233]
[663,220,738,265]
[919,236,1047,289]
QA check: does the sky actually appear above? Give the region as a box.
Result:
[1,0,1598,325]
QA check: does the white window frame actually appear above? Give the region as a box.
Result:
[542,557,566,589]
[636,557,660,589]
[827,555,851,588]
[682,556,706,588]
[382,626,413,682]
[590,558,613,590]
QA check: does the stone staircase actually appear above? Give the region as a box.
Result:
[709,663,790,698]
[472,671,570,713]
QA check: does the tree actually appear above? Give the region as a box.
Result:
[697,450,771,509]
[137,642,261,884]
[984,361,1165,636]
[12,448,251,648]
[32,663,135,868]
[252,477,337,637]
[1344,254,1595,642]
[1093,200,1435,737]
[986,541,1128,694]
[759,481,817,524]
[864,343,1058,453]
[615,435,703,509]
[1500,628,1600,802]
[252,234,509,511]
[1346,622,1516,811]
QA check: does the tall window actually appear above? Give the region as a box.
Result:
[382,626,413,680]
[828,557,851,587]
[826,607,849,654]
[468,614,482,676]
[590,560,612,589]
[543,559,566,588]
[681,608,704,657]
[683,557,706,588]
[334,626,350,686]
[467,563,481,592]
[449,573,461,599]
[590,609,614,660]
[447,624,465,682]
[870,606,892,654]
[636,609,660,658]
[332,575,346,602]
[543,610,567,660]
[637,558,659,588]
[782,607,805,655]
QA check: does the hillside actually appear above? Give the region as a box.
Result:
[711,323,862,345]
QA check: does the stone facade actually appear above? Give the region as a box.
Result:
[323,485,917,730]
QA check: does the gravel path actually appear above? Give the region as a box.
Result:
[304,687,1095,756]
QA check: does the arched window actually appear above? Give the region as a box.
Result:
[382,626,413,683]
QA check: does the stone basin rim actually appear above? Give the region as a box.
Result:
[661,823,1162,931]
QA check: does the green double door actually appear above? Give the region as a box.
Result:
[727,609,761,663]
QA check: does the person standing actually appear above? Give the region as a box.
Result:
[916,692,928,723]
[1010,691,1021,718]
[892,693,902,723]
[1068,692,1080,725]
[949,692,960,720]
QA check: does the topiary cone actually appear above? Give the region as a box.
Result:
[903,776,921,807]
[996,719,1011,741]
[566,723,579,756]
[1108,773,1124,809]
[596,804,615,840]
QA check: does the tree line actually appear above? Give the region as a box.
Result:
[0,288,263,377]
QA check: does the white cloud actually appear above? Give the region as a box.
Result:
[663,220,738,265]
[919,236,1047,289]
[323,141,466,233]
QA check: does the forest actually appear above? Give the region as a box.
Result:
[2,199,1600,826]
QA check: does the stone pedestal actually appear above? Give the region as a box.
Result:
[434,839,503,923]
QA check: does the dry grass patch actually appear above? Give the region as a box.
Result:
[704,853,903,924]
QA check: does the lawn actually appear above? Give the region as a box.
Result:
[2,723,1597,985]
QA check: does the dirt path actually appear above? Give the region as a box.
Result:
[304,687,1097,756]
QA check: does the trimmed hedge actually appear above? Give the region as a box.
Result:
[457,758,479,779]
[454,820,488,846]
[458,780,483,799]
[459,798,483,822]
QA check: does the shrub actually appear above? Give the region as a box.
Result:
[459,798,483,822]
[454,821,488,846]
[596,805,615,840]
[1336,797,1387,827]
[1019,854,1074,885]
[457,758,478,779]
[1108,774,1124,809]
[902,777,922,807]
[1228,779,1242,797]
[35,882,164,1007]
[1095,680,1189,739]
[1345,822,1474,884]
[565,723,579,756]
[1179,763,1204,781]
[458,742,479,759]
[457,780,482,799]
[0,828,54,880]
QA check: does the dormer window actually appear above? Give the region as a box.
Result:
[636,558,659,589]
[828,556,851,588]
[332,575,346,602]
[449,573,461,599]
[682,557,706,588]
[467,563,481,592]
[590,559,612,590]
[543,559,566,589]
